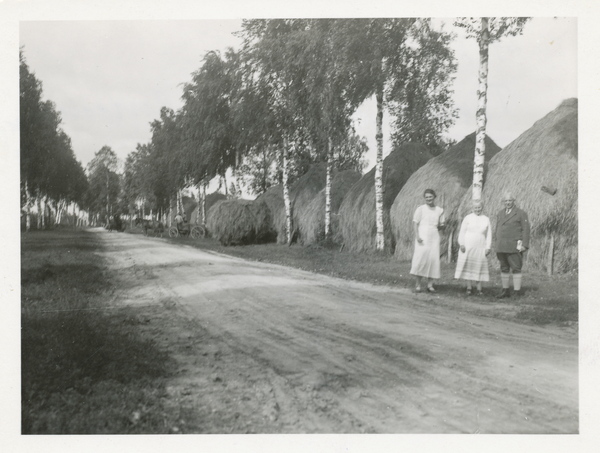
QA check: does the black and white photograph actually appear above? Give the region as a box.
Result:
[2,0,599,451]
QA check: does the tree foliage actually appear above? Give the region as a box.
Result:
[20,49,88,208]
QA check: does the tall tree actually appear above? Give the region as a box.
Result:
[454,17,530,200]
[238,19,314,244]
[20,49,88,230]
[332,19,457,251]
[86,146,120,223]
[180,50,239,195]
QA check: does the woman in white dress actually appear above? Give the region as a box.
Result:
[410,189,445,293]
[454,200,492,295]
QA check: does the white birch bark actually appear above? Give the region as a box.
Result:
[282,138,292,245]
[201,182,207,226]
[36,196,42,230]
[473,17,489,201]
[375,87,385,251]
[325,137,333,238]
[25,180,31,232]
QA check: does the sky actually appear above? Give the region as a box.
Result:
[17,17,576,172]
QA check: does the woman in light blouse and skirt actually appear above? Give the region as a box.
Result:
[454,199,492,295]
[410,189,445,293]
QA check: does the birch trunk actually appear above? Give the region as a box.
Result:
[282,138,292,245]
[375,86,385,251]
[25,180,31,232]
[473,17,489,201]
[234,150,244,199]
[325,137,333,238]
[201,183,207,226]
[36,196,42,230]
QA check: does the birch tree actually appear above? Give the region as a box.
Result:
[454,17,530,200]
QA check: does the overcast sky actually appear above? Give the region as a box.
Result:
[18,17,576,171]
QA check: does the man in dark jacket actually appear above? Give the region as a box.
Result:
[495,192,530,298]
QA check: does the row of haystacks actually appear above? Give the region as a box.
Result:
[206,198,275,246]
[456,98,578,273]
[391,133,502,260]
[338,143,434,253]
[296,169,362,245]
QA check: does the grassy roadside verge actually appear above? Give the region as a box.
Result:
[156,231,578,327]
[21,230,178,434]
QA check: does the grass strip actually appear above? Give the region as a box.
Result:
[21,230,176,434]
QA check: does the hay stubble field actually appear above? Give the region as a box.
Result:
[85,227,577,433]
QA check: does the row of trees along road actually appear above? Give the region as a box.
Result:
[123,18,459,248]
[20,50,88,231]
[21,19,530,242]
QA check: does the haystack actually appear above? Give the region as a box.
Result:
[391,133,501,260]
[206,198,275,246]
[255,184,285,243]
[256,164,328,244]
[338,143,434,253]
[182,195,197,221]
[189,191,227,224]
[296,170,362,245]
[456,98,578,274]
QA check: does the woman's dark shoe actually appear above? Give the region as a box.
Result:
[512,290,522,298]
[496,288,511,299]
[466,288,472,296]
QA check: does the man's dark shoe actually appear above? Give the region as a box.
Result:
[496,288,511,299]
[512,290,522,298]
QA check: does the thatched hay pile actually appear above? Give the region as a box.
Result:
[296,170,362,245]
[256,164,328,244]
[338,143,434,253]
[255,184,285,243]
[391,133,501,260]
[189,192,227,224]
[182,195,197,221]
[206,198,275,246]
[456,98,578,273]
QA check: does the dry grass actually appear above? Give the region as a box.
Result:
[206,198,275,246]
[338,143,433,253]
[391,133,501,260]
[456,98,578,273]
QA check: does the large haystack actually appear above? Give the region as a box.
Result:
[338,143,434,253]
[206,198,275,246]
[456,98,578,273]
[296,170,362,245]
[288,163,327,243]
[182,195,197,221]
[190,192,227,224]
[255,184,285,243]
[391,133,501,260]
[256,164,328,244]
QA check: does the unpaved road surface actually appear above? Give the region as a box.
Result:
[95,228,577,434]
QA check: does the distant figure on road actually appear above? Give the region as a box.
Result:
[175,212,184,230]
[495,192,530,298]
[454,199,492,296]
[410,189,445,293]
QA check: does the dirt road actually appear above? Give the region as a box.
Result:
[95,228,577,434]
